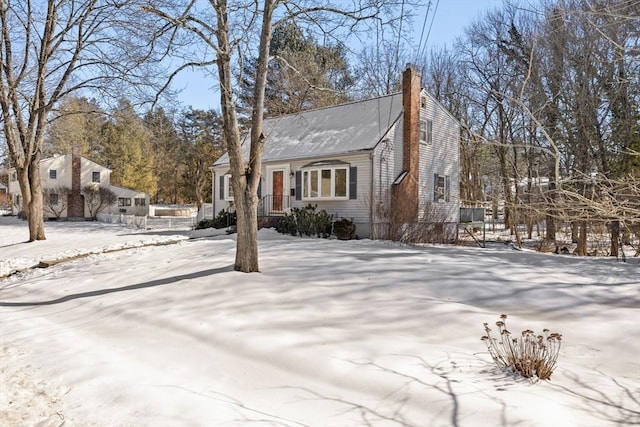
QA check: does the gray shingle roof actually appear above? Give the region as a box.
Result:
[214,92,403,166]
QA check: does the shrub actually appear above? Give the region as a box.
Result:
[314,209,333,238]
[481,314,562,380]
[333,218,356,240]
[196,210,236,230]
[276,212,298,236]
[275,205,332,238]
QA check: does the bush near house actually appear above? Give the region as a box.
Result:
[196,209,236,230]
[333,218,356,240]
[276,205,333,238]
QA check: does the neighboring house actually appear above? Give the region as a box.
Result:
[0,182,9,207]
[7,152,149,219]
[211,66,460,239]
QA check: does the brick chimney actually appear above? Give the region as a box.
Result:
[67,148,84,219]
[391,65,421,225]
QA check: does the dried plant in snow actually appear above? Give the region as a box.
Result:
[481,314,562,380]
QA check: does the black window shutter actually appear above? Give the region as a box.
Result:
[445,176,451,202]
[349,167,357,199]
[257,178,262,199]
[220,176,225,200]
[433,173,439,202]
[295,171,302,200]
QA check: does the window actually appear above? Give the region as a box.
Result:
[302,166,348,200]
[134,197,146,206]
[92,171,100,183]
[420,119,433,144]
[49,169,57,179]
[223,174,234,201]
[11,172,17,182]
[49,193,59,205]
[118,197,132,207]
[434,174,451,203]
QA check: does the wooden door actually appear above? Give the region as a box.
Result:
[272,170,284,212]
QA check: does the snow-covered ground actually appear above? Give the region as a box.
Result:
[1,216,638,426]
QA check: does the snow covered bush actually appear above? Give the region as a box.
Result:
[276,205,332,238]
[482,314,562,380]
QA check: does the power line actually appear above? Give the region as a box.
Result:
[419,0,440,61]
[415,1,433,62]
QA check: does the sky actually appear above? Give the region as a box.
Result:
[172,0,505,112]
[1,216,638,426]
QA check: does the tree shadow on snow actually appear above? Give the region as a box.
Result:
[0,264,234,307]
[549,368,640,425]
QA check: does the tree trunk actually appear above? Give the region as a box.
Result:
[610,220,620,257]
[576,220,588,256]
[16,158,47,241]
[234,189,260,272]
[545,181,556,242]
[213,0,274,273]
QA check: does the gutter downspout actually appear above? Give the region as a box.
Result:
[211,170,216,219]
[370,151,375,239]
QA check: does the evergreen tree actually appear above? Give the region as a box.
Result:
[144,108,182,204]
[239,22,353,117]
[177,109,224,209]
[98,99,158,196]
[45,97,106,158]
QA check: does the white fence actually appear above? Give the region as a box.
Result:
[98,213,148,228]
[97,213,197,230]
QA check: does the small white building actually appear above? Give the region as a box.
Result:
[212,66,460,239]
[7,153,149,219]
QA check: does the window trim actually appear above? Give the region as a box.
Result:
[301,165,349,201]
[118,197,132,207]
[223,174,234,202]
[434,173,451,203]
[420,119,433,144]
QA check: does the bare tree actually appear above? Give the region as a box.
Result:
[144,0,410,272]
[83,185,117,220]
[0,0,168,241]
[42,186,72,219]
[448,0,639,255]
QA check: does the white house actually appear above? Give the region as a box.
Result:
[7,152,149,219]
[211,66,460,239]
[0,182,8,208]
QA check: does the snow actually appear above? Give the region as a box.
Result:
[214,93,403,166]
[1,216,638,426]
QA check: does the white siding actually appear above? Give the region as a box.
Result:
[214,153,375,238]
[290,153,373,238]
[7,154,148,218]
[418,91,460,223]
[371,124,400,226]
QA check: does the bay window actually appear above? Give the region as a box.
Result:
[302,165,348,200]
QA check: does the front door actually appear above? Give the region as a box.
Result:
[272,170,284,212]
